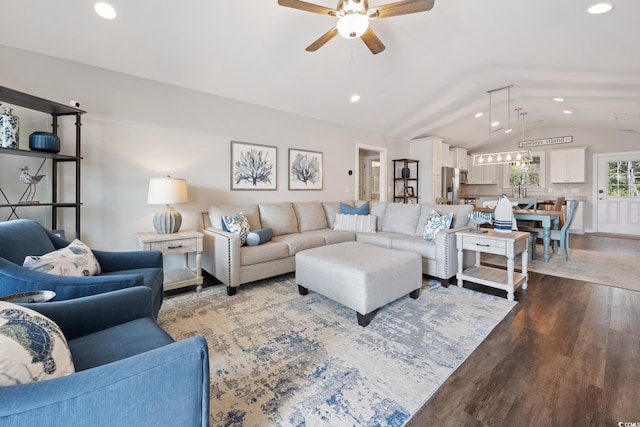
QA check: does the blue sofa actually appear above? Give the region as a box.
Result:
[0,287,210,426]
[0,219,164,318]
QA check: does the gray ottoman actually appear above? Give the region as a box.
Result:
[295,241,422,327]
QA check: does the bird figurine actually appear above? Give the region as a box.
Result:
[19,166,45,203]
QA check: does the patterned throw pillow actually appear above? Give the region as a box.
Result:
[423,209,454,242]
[23,239,101,277]
[0,301,75,386]
[333,213,377,233]
[222,212,251,245]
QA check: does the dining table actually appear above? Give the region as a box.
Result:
[512,209,561,262]
[473,206,561,262]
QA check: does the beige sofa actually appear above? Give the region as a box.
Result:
[201,201,474,295]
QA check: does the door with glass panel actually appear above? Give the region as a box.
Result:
[596,153,640,235]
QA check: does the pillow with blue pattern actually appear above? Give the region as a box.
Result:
[222,212,251,245]
[340,201,369,215]
[423,209,453,242]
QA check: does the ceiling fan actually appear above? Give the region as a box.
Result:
[278,0,435,54]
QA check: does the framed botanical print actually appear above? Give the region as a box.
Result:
[230,141,277,190]
[288,148,323,190]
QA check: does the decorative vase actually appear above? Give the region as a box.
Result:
[401,167,410,178]
[29,131,61,154]
[0,107,19,149]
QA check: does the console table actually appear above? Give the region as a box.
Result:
[136,230,203,293]
[456,229,529,302]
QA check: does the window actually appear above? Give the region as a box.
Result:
[608,161,640,197]
[504,151,545,189]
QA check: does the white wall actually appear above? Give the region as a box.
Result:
[0,45,394,250]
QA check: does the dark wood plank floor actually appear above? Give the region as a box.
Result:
[406,233,640,426]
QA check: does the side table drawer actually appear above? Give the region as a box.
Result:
[462,236,507,255]
[148,238,196,254]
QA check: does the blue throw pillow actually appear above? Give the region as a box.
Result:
[246,228,273,246]
[340,201,369,215]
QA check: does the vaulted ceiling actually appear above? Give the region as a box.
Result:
[1,0,638,150]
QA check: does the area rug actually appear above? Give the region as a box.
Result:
[158,274,516,427]
[482,245,640,292]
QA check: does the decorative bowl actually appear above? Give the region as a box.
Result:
[29,131,61,153]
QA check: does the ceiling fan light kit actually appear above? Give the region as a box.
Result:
[278,0,436,54]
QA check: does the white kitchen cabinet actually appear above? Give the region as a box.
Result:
[467,159,496,185]
[453,147,468,170]
[550,147,586,183]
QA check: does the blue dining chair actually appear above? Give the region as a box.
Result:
[531,200,579,262]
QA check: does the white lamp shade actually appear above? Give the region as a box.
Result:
[147,177,188,205]
[337,13,369,39]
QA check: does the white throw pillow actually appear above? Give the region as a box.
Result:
[333,213,377,233]
[0,301,75,386]
[23,239,101,277]
[222,212,251,245]
[423,210,453,242]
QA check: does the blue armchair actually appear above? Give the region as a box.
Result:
[0,219,164,317]
[0,287,210,426]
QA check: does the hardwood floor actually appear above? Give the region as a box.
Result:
[406,233,640,426]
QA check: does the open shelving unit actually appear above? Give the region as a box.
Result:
[0,86,85,238]
[393,158,419,204]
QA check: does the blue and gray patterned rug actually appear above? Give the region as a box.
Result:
[159,274,516,427]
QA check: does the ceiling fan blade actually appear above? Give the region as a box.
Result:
[370,0,435,19]
[360,27,385,54]
[278,0,339,17]
[306,27,339,51]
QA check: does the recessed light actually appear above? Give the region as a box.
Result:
[563,110,573,114]
[95,2,117,20]
[553,97,564,102]
[587,3,613,14]
[350,94,360,103]
[474,112,483,118]
[491,121,500,127]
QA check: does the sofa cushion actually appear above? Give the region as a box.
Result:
[259,202,298,236]
[0,301,75,385]
[23,239,101,277]
[68,317,173,371]
[271,234,325,256]
[322,201,353,229]
[209,204,261,231]
[381,203,422,236]
[391,236,437,259]
[246,228,273,246]
[356,231,404,249]
[292,202,328,232]
[301,229,356,245]
[369,202,388,231]
[222,213,251,245]
[415,203,473,235]
[340,201,369,215]
[240,242,290,266]
[422,210,454,242]
[333,214,376,233]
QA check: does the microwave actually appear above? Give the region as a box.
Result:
[459,169,468,184]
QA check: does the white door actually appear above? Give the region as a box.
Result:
[595,153,640,234]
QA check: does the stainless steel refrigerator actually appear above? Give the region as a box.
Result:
[441,167,465,205]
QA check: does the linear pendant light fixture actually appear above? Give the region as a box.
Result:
[471,84,532,166]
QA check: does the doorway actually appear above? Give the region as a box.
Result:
[355,144,387,202]
[594,152,640,235]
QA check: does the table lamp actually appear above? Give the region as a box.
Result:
[147,176,188,234]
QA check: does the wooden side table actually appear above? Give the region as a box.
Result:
[455,229,529,302]
[136,230,203,293]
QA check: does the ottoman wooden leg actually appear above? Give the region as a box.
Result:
[410,289,420,299]
[357,312,374,327]
[298,285,309,295]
